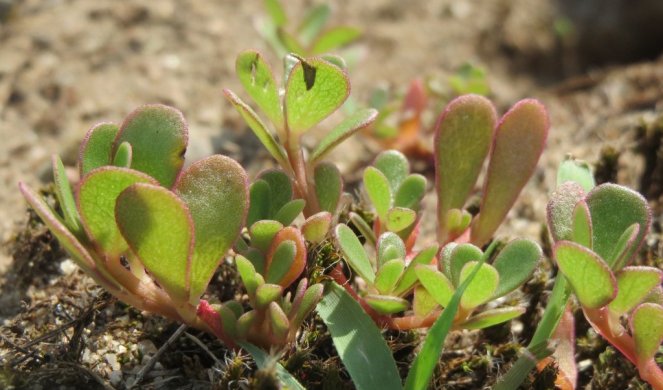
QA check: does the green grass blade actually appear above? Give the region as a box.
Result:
[239,342,306,390]
[317,282,402,390]
[404,258,486,390]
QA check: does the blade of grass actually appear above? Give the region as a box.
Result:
[404,256,487,390]
[317,282,402,390]
[239,342,305,390]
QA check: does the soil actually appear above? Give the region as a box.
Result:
[1,0,663,389]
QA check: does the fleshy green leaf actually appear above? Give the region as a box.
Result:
[349,212,376,247]
[259,170,293,217]
[364,166,392,221]
[471,99,548,247]
[116,183,194,302]
[415,265,454,307]
[175,155,248,301]
[247,180,271,226]
[377,232,406,268]
[274,199,305,226]
[237,311,257,340]
[554,241,616,309]
[235,255,261,297]
[445,208,472,238]
[265,227,306,288]
[460,262,499,309]
[374,259,405,294]
[223,89,289,167]
[311,108,377,162]
[631,303,663,360]
[255,283,283,309]
[404,260,486,390]
[557,157,595,192]
[585,183,650,269]
[571,200,592,248]
[461,307,525,330]
[609,267,663,316]
[265,240,296,285]
[113,104,188,188]
[413,286,438,317]
[291,282,324,327]
[312,26,362,54]
[394,244,438,296]
[385,207,416,233]
[449,243,483,286]
[263,0,287,27]
[316,282,402,390]
[285,56,350,134]
[394,174,426,210]
[314,162,342,213]
[52,156,81,234]
[112,141,132,168]
[374,150,410,193]
[268,302,290,342]
[546,181,586,242]
[78,167,157,256]
[435,95,496,242]
[364,294,409,314]
[335,224,375,284]
[609,223,640,272]
[249,220,284,254]
[79,122,118,175]
[301,212,332,243]
[243,249,266,279]
[236,50,283,126]
[492,239,541,298]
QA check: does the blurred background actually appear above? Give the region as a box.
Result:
[2,0,663,270]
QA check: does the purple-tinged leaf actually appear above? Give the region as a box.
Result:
[460,261,499,309]
[554,241,617,309]
[571,200,592,248]
[311,108,378,163]
[394,244,438,296]
[314,162,342,214]
[492,238,541,298]
[471,99,548,247]
[585,183,650,270]
[285,56,350,134]
[78,167,157,257]
[265,227,306,288]
[364,294,409,314]
[631,303,663,361]
[113,104,188,188]
[79,122,118,176]
[547,182,586,242]
[115,183,194,302]
[610,267,663,316]
[175,155,249,301]
[461,307,525,329]
[236,50,283,126]
[335,224,375,284]
[435,95,497,243]
[375,150,410,193]
[224,89,289,167]
[301,212,332,243]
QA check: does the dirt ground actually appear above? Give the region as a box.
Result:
[1,0,663,389]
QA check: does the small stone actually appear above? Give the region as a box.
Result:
[109,370,123,387]
[59,259,77,275]
[105,353,120,371]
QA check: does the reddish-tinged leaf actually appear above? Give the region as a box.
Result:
[471,99,548,247]
[547,182,586,242]
[265,227,306,288]
[301,212,332,243]
[554,241,616,309]
[175,155,248,301]
[435,95,497,243]
[631,303,663,361]
[116,183,194,302]
[610,266,663,316]
[113,104,188,188]
[461,307,525,329]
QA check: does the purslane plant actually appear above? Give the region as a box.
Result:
[19,105,249,346]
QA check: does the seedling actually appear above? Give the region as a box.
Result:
[258,0,361,58]
[224,50,377,223]
[19,105,249,346]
